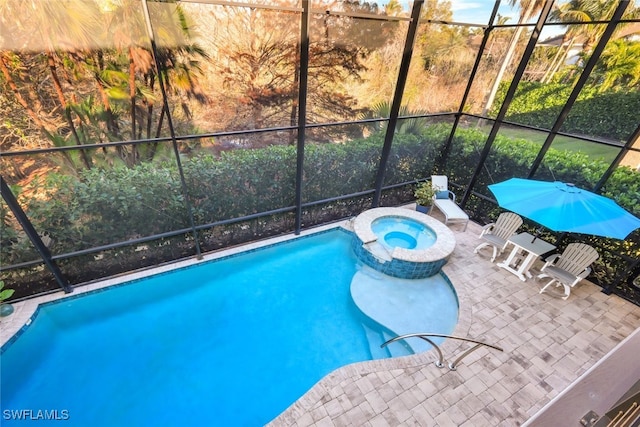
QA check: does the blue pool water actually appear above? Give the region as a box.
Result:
[1,229,457,426]
[371,216,436,250]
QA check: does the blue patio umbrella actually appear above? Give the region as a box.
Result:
[487,178,640,240]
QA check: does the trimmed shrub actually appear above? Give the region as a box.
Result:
[2,124,638,302]
[492,82,640,142]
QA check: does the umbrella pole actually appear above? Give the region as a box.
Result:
[531,228,542,244]
[556,232,568,247]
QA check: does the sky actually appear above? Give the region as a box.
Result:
[395,0,565,40]
[450,0,520,25]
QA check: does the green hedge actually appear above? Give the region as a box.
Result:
[491,82,640,141]
[446,126,639,216]
[6,125,638,258]
[3,131,442,263]
[2,123,638,301]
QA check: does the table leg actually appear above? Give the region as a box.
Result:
[497,245,528,281]
[498,244,518,268]
[517,252,538,279]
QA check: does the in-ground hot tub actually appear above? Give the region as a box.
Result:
[351,207,456,279]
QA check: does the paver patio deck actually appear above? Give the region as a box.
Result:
[2,205,639,426]
[269,207,640,427]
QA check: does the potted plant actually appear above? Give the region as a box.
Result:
[0,280,15,317]
[414,181,437,213]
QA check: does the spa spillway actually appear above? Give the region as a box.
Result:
[352,207,456,279]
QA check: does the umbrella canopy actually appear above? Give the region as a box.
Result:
[488,178,640,240]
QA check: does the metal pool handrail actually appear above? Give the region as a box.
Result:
[381,333,504,371]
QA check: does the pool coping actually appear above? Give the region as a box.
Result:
[352,207,456,263]
[0,207,473,425]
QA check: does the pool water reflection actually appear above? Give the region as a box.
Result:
[372,216,437,250]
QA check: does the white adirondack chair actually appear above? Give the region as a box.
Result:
[474,212,523,262]
[537,243,599,300]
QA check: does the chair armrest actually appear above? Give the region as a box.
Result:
[542,253,560,269]
[433,190,456,202]
[479,222,495,238]
[577,267,592,280]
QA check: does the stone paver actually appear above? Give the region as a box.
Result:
[268,207,640,426]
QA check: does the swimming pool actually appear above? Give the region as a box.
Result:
[1,228,458,426]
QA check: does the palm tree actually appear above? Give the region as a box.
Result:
[0,53,47,131]
[95,0,209,164]
[1,0,209,169]
[105,0,152,165]
[86,50,124,141]
[585,39,640,91]
[485,14,515,59]
[150,5,209,116]
[359,101,428,136]
[541,38,572,83]
[543,0,640,83]
[480,0,546,118]
[384,0,404,17]
[557,0,627,51]
[0,0,103,169]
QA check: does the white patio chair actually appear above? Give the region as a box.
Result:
[537,243,599,300]
[429,175,469,231]
[474,212,523,262]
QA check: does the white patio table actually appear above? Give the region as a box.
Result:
[497,232,556,281]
